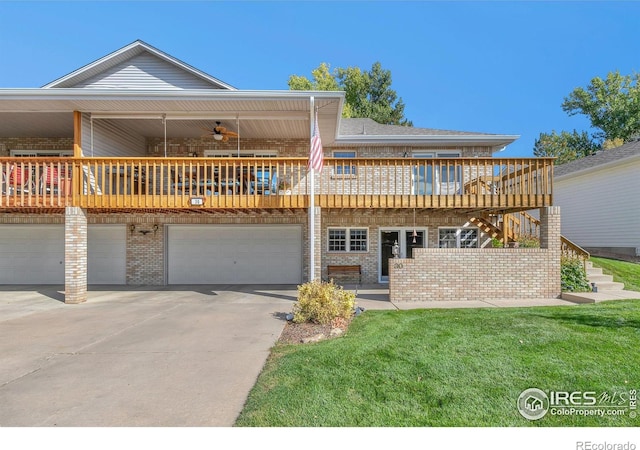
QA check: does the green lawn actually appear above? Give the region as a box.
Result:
[591,257,640,292]
[236,300,640,427]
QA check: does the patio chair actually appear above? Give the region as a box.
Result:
[40,165,63,194]
[196,166,216,196]
[249,167,277,194]
[217,167,239,195]
[170,169,195,194]
[6,164,36,194]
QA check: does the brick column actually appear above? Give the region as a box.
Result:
[65,206,88,304]
[540,206,562,297]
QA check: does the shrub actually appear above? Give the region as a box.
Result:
[515,234,540,248]
[292,279,356,325]
[491,238,504,248]
[561,257,591,292]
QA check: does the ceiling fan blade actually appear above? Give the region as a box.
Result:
[224,131,239,138]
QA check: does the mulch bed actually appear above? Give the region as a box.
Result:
[278,316,353,345]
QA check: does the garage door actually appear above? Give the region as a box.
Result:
[0,225,126,284]
[88,225,126,284]
[0,225,64,284]
[168,225,302,284]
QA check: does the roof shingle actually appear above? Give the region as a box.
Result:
[554,139,640,177]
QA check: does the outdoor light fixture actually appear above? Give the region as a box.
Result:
[129,224,136,234]
[153,224,159,234]
[392,240,400,258]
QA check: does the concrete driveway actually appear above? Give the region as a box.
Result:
[0,285,299,426]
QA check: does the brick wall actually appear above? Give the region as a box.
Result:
[389,207,562,301]
[321,210,491,284]
[0,138,73,156]
[144,137,493,159]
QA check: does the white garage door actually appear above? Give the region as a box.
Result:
[0,225,126,284]
[88,225,126,284]
[0,225,64,284]
[168,225,302,284]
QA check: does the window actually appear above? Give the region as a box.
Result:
[412,151,461,195]
[204,150,278,157]
[439,228,479,248]
[10,150,73,157]
[328,228,368,252]
[332,151,357,176]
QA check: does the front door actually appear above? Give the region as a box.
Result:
[379,228,426,282]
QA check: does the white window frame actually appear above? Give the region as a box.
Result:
[204,150,278,158]
[412,150,462,195]
[10,150,73,157]
[331,151,357,178]
[327,227,369,253]
[438,227,479,248]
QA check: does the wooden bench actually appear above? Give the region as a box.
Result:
[327,265,362,285]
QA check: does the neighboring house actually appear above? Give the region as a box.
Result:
[0,40,562,303]
[554,140,640,262]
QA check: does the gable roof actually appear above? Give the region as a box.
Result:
[43,40,236,90]
[555,139,640,178]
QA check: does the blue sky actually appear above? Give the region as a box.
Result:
[0,1,638,157]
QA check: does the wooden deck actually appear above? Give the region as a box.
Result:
[1,157,553,211]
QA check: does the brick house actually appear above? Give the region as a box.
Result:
[0,40,563,303]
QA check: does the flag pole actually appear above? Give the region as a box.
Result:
[309,96,315,281]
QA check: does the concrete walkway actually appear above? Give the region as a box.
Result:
[352,285,585,310]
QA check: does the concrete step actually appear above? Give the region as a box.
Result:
[587,274,614,283]
[586,267,603,276]
[590,281,626,291]
[562,290,640,304]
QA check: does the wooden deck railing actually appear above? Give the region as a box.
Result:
[0,157,554,210]
[504,210,590,262]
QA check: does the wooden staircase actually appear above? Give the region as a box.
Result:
[472,211,638,304]
[470,211,591,261]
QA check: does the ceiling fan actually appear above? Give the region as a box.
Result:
[201,121,239,142]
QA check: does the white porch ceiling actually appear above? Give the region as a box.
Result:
[0,90,344,142]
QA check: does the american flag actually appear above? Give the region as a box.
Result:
[308,112,323,172]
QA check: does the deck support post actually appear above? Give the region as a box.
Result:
[64,206,88,304]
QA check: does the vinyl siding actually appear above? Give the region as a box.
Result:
[555,161,640,248]
[81,113,146,157]
[70,53,221,90]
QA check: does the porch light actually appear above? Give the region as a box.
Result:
[129,224,136,234]
[392,240,399,258]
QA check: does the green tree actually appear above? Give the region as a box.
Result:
[561,71,640,142]
[533,130,600,164]
[288,62,412,126]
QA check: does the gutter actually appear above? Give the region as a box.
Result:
[333,134,520,150]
